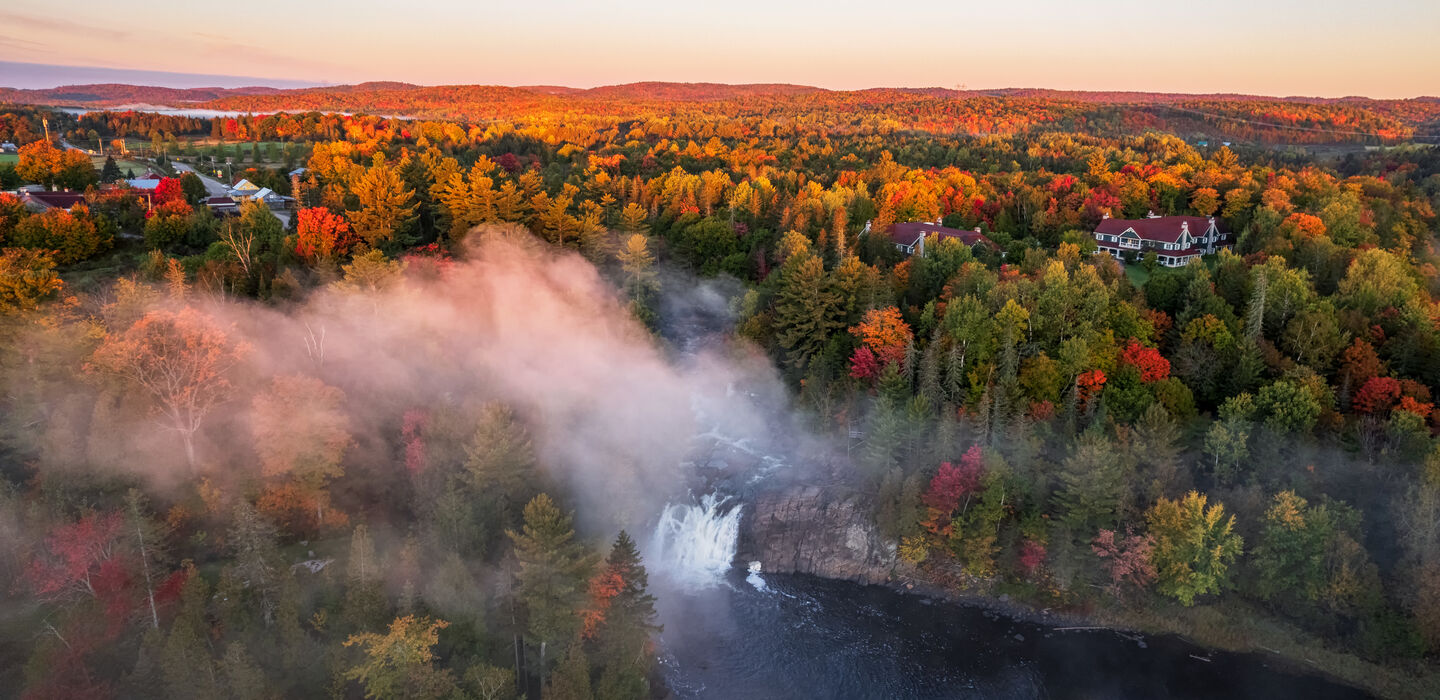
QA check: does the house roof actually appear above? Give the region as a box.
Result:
[205,196,238,206]
[230,179,259,191]
[888,221,996,249]
[1095,215,1222,244]
[21,191,88,211]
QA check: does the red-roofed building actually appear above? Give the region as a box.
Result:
[1092,212,1232,267]
[877,220,997,256]
[205,196,241,216]
[19,191,88,212]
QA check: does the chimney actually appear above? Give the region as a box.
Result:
[1102,211,1110,219]
[974,226,982,233]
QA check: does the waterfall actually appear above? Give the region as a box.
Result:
[651,492,742,588]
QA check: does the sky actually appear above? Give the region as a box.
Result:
[2,1,1436,97]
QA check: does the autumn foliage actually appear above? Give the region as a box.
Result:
[580,569,626,639]
[1120,339,1170,382]
[1076,369,1106,407]
[850,307,912,367]
[1017,539,1048,576]
[1092,528,1157,596]
[1352,376,1402,415]
[295,206,358,264]
[848,345,881,381]
[88,307,247,467]
[152,177,185,207]
[849,306,913,381]
[921,445,985,534]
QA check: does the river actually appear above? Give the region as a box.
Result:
[653,568,1373,699]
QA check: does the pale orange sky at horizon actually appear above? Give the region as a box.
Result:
[2,1,1437,98]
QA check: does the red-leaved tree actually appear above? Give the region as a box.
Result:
[24,512,136,637]
[1120,339,1170,382]
[848,345,881,381]
[1076,369,1106,408]
[1018,539,1047,577]
[921,445,985,534]
[152,177,185,207]
[1353,376,1401,415]
[1092,528,1157,597]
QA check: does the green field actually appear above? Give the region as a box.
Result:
[90,155,152,175]
[0,153,16,165]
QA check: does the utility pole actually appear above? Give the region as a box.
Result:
[42,116,50,143]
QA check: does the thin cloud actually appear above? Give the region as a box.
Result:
[0,34,49,51]
[0,10,130,41]
[186,32,344,78]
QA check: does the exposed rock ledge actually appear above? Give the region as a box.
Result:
[739,485,897,585]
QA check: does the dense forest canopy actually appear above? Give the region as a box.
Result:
[0,83,1438,698]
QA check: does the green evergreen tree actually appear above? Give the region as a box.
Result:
[591,531,659,676]
[773,252,843,371]
[544,643,593,700]
[508,494,595,676]
[219,642,267,700]
[229,501,280,626]
[466,402,540,539]
[343,523,390,632]
[1054,429,1132,537]
[100,156,123,183]
[161,571,220,699]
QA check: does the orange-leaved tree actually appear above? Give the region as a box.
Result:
[295,207,357,266]
[849,306,912,370]
[250,374,352,527]
[89,307,248,470]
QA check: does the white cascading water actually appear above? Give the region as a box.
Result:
[651,492,743,589]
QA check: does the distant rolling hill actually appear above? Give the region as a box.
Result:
[2,79,1435,143]
[0,83,287,107]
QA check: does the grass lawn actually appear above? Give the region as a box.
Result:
[1123,262,1151,287]
[90,155,152,175]
[0,153,17,165]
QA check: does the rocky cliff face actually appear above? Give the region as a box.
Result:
[739,485,897,585]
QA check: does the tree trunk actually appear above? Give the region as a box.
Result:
[132,508,159,630]
[182,430,197,472]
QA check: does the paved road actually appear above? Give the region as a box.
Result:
[171,162,231,197]
[59,139,98,155]
[172,162,291,227]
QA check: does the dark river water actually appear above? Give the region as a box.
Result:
[656,571,1373,700]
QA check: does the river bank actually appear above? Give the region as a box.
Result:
[737,483,1436,700]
